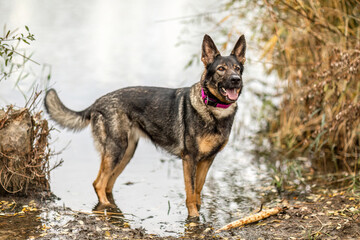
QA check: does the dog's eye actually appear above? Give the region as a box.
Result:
[218,66,225,71]
[234,66,240,71]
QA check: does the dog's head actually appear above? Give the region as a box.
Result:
[201,34,246,104]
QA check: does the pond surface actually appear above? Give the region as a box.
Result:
[0,0,276,236]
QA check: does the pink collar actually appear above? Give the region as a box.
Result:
[201,88,232,109]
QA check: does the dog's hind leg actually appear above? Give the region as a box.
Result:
[91,113,130,206]
[93,138,130,206]
[93,151,117,205]
[105,130,139,194]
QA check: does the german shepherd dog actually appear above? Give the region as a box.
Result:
[44,34,246,218]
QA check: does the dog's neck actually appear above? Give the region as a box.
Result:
[201,88,232,109]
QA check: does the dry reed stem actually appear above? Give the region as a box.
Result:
[215,206,284,233]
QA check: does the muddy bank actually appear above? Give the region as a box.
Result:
[229,192,360,239]
[0,190,359,240]
[0,195,209,240]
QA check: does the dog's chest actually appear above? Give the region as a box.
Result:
[196,134,228,156]
[210,103,237,119]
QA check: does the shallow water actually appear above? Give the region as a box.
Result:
[0,0,276,236]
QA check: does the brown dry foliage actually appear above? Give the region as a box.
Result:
[260,0,359,174]
[222,0,360,174]
[270,47,360,172]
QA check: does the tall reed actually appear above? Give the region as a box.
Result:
[224,0,360,174]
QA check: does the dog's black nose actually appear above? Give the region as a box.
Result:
[230,75,241,85]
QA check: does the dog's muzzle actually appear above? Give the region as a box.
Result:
[219,75,243,101]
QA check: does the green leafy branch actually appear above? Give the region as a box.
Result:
[0,26,39,82]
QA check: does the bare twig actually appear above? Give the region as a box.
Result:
[215,206,284,233]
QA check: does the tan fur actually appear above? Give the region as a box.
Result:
[195,158,214,210]
[93,126,140,205]
[105,129,139,193]
[182,158,198,217]
[197,134,221,154]
[207,85,229,103]
[93,154,114,205]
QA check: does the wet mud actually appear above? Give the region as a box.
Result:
[1,189,359,240]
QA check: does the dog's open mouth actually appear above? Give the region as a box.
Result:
[219,87,241,101]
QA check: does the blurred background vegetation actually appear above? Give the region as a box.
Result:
[217,0,359,190]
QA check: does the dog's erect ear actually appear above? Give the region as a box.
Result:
[201,34,220,67]
[231,35,246,64]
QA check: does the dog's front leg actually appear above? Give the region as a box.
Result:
[182,157,199,218]
[195,157,214,210]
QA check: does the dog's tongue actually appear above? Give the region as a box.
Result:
[225,88,239,101]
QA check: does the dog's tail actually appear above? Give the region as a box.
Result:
[44,89,91,131]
